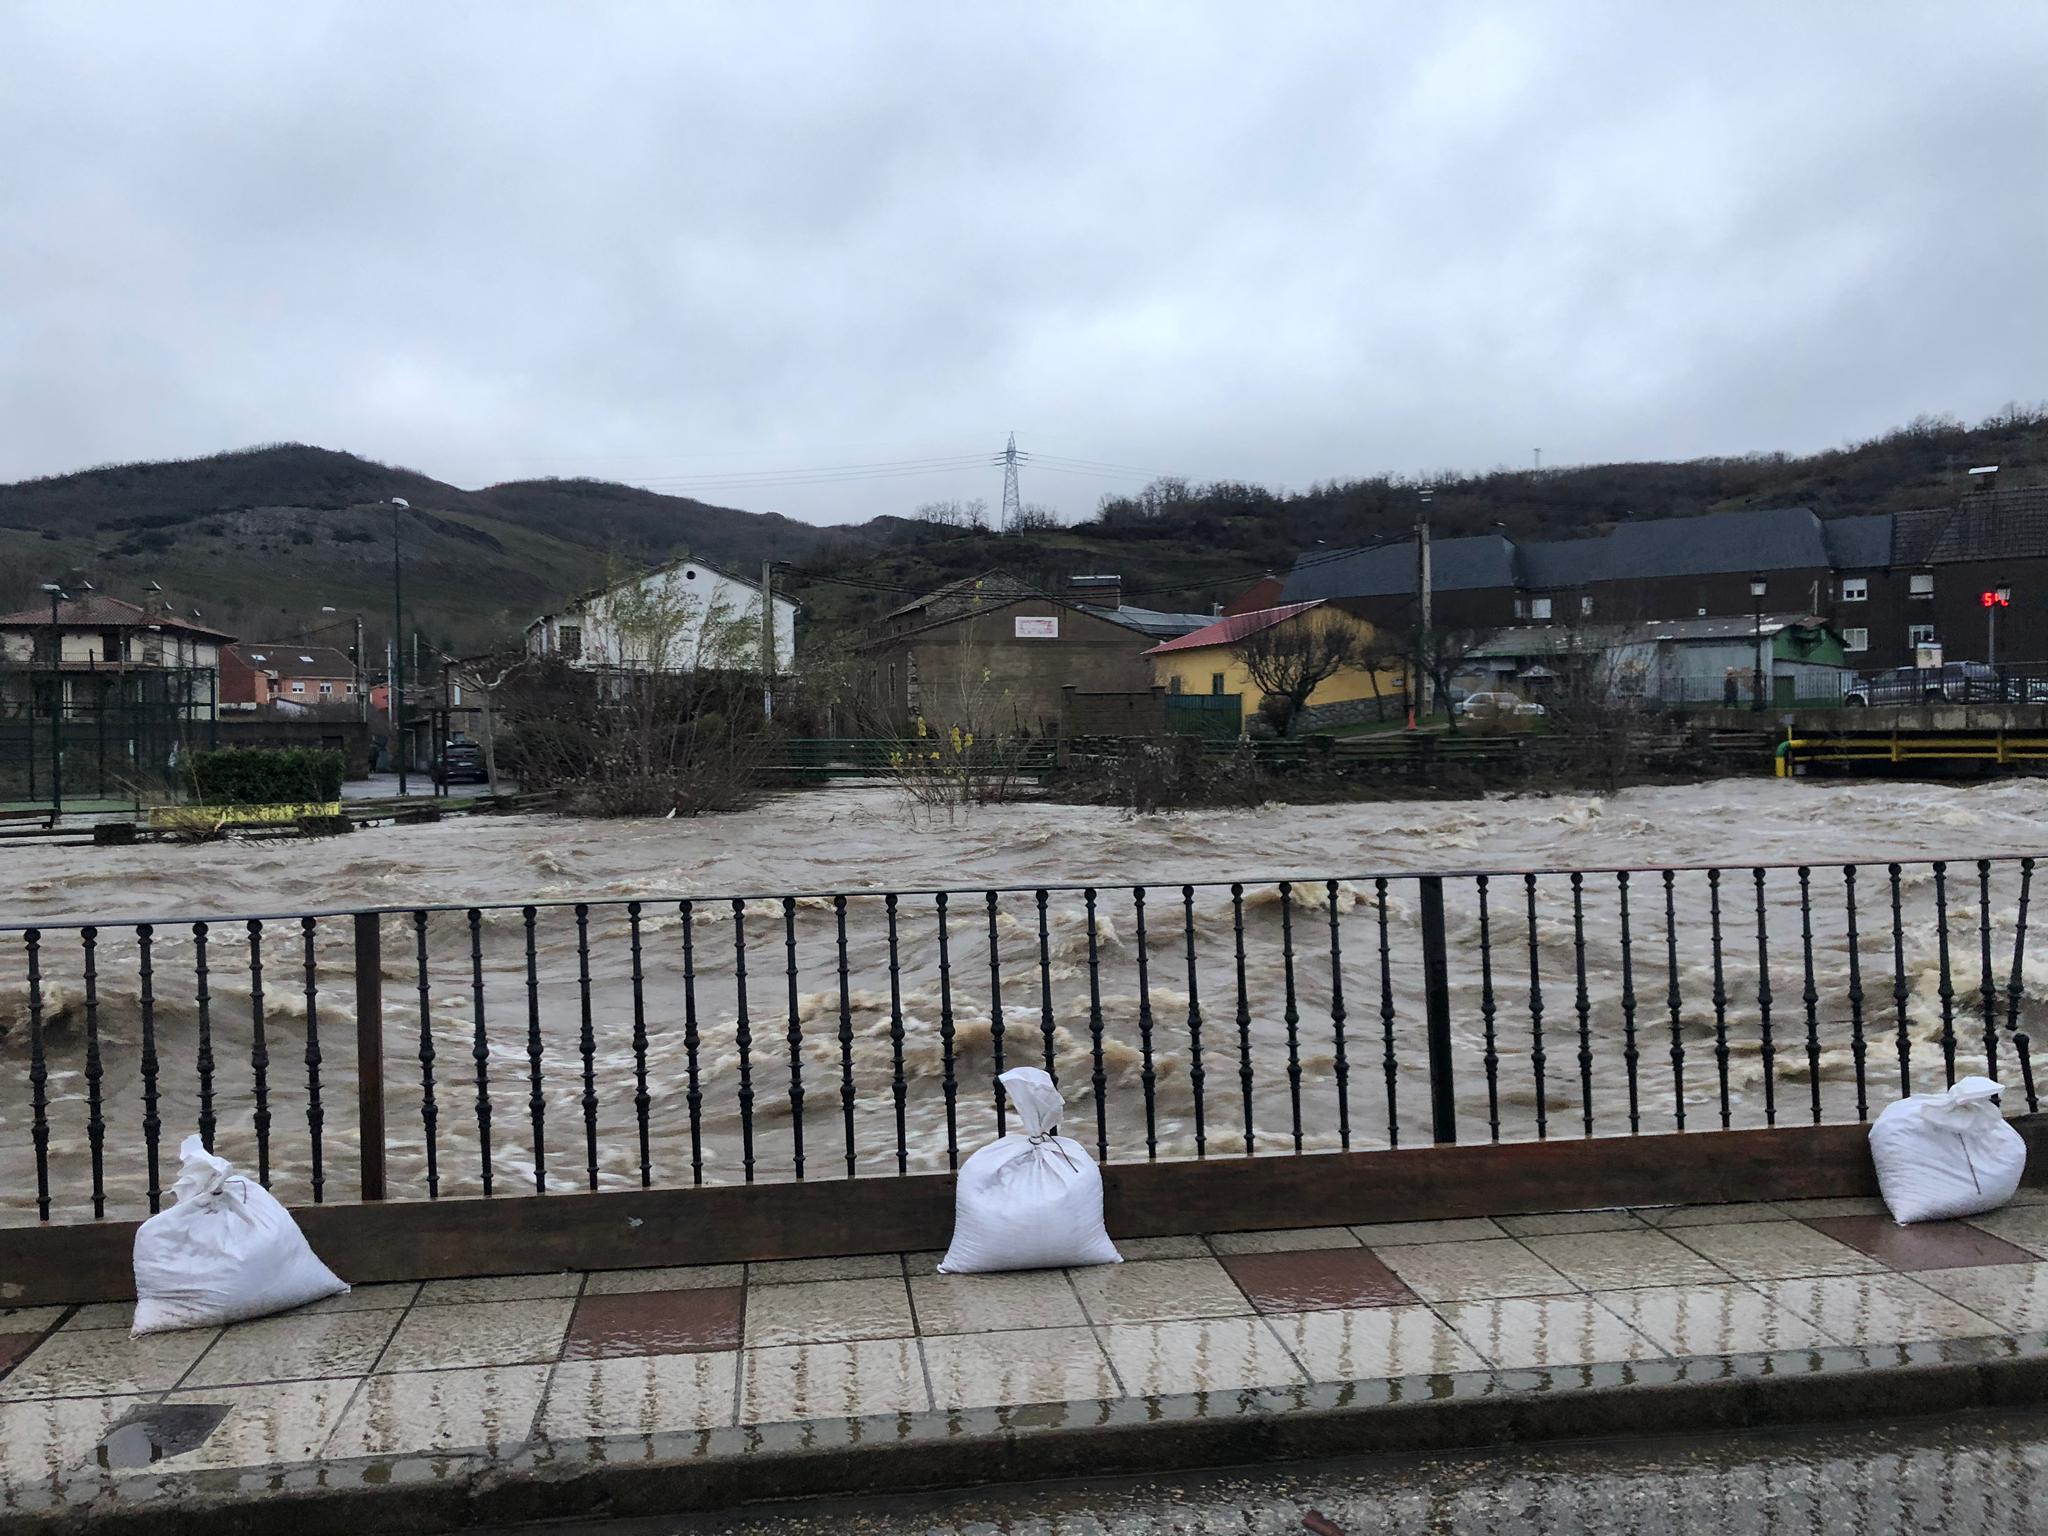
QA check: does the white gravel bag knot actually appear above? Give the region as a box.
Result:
[131,1134,348,1334]
[937,1067,1122,1274]
[1870,1076,2027,1225]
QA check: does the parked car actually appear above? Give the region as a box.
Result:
[1843,663,2000,707]
[1457,691,1546,718]
[434,741,489,785]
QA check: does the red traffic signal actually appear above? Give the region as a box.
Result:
[1982,590,2012,607]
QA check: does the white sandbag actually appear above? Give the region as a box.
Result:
[938,1067,1122,1274]
[131,1135,348,1334]
[1870,1076,2027,1225]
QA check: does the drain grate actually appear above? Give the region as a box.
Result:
[95,1402,232,1469]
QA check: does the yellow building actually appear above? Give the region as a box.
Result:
[1144,600,1406,729]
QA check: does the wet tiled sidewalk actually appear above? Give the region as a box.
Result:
[8,1192,2048,1525]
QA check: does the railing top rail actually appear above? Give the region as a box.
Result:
[1,850,2041,935]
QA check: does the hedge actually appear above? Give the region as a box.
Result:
[181,748,345,806]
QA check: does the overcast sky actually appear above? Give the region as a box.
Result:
[4,3,2045,525]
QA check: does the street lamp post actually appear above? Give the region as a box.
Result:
[390,498,409,795]
[40,583,67,816]
[1749,575,1767,713]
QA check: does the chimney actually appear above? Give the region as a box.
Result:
[1068,574,1123,610]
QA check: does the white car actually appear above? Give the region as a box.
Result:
[1458,691,1546,718]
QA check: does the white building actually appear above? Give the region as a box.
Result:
[525,557,797,675]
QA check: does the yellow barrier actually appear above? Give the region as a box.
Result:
[149,801,344,830]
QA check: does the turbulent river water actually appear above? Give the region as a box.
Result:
[5,778,2048,1224]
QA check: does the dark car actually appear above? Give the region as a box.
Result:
[1843,662,2000,706]
[434,741,488,785]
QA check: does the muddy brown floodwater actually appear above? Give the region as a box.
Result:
[5,779,2048,1224]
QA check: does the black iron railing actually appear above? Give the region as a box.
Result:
[3,855,2042,1226]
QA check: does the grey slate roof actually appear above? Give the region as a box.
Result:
[1082,604,1211,639]
[1281,534,1516,602]
[1516,536,1610,588]
[1600,507,1827,579]
[1822,512,1893,570]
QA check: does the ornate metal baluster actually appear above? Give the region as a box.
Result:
[1570,872,1593,1137]
[194,922,215,1153]
[81,927,106,1218]
[1797,869,1821,1125]
[986,891,1007,1137]
[731,899,756,1183]
[302,916,324,1202]
[524,906,546,1192]
[2006,858,2038,1112]
[1279,881,1304,1152]
[1085,888,1109,1161]
[247,919,269,1184]
[1663,871,1685,1132]
[1374,878,1394,1148]
[416,909,439,1198]
[1753,868,1776,1128]
[679,901,703,1184]
[1703,870,1735,1126]
[1525,874,1547,1140]
[885,894,907,1173]
[629,903,650,1187]
[137,924,162,1213]
[1979,859,1999,1080]
[783,896,806,1180]
[1890,863,1911,1096]
[24,930,50,1220]
[1036,889,1058,1079]
[1844,867,1868,1120]
[935,893,959,1170]
[1133,886,1158,1161]
[1183,885,1207,1157]
[1231,883,1254,1154]
[574,903,597,1191]
[1934,862,1957,1087]
[1477,876,1500,1142]
[1617,873,1640,1135]
[835,895,857,1178]
[453,909,485,1195]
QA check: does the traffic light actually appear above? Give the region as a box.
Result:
[1982,589,2012,608]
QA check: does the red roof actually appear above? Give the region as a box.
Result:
[1144,600,1324,655]
[0,591,235,640]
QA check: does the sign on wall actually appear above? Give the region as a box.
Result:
[1014,616,1060,639]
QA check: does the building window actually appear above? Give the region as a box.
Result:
[1579,596,1594,618]
[1512,598,1526,619]
[558,624,583,660]
[1211,673,1226,695]
[318,681,333,696]
[1169,676,1183,694]
[100,631,119,661]
[1841,627,1869,652]
[1909,573,1934,598]
[1529,597,1553,621]
[1908,624,1936,648]
[290,681,306,694]
[1840,577,1868,602]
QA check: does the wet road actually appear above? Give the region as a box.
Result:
[489,1409,2048,1534]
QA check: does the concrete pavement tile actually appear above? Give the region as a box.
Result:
[1099,1317,1306,1396]
[292,1283,419,1315]
[0,1308,67,1335]
[375,1297,575,1372]
[1497,1210,1645,1237]
[1967,1206,2048,1258]
[563,1288,744,1358]
[1207,1227,1362,1255]
[1067,1258,1253,1325]
[1590,1283,1840,1356]
[583,1264,746,1296]
[0,1395,145,1489]
[743,1277,914,1348]
[908,1270,1088,1335]
[922,1327,1118,1410]
[1106,1235,1207,1260]
[1375,1240,1577,1302]
[0,1335,36,1377]
[0,1326,218,1400]
[1219,1249,1419,1312]
[1912,1261,2048,1333]
[158,1379,355,1468]
[1349,1218,1507,1247]
[327,1363,551,1457]
[1770,1197,1890,1218]
[415,1273,582,1306]
[543,1352,739,1438]
[1520,1230,1732,1290]
[740,1338,929,1424]
[750,1255,905,1285]
[61,1303,133,1331]
[1806,1215,2038,1272]
[1633,1203,1788,1228]
[1757,1273,2004,1344]
[1437,1295,1666,1370]
[1268,1305,1484,1381]
[1666,1220,1887,1280]
[183,1310,401,1386]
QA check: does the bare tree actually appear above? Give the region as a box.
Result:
[1008,503,1062,532]
[1417,626,1488,733]
[914,497,991,530]
[1231,609,1366,736]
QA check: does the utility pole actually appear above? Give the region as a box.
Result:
[999,431,1023,534]
[354,615,366,724]
[391,497,409,795]
[41,583,65,818]
[760,560,777,721]
[1415,493,1434,726]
